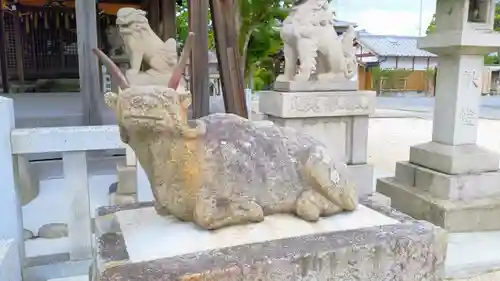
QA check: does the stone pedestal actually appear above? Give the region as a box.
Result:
[110,146,138,206]
[259,90,376,198]
[378,142,500,232]
[377,0,500,232]
[91,202,446,281]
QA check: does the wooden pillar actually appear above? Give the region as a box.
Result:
[75,0,103,125]
[13,10,24,92]
[161,0,176,40]
[210,0,247,118]
[0,8,9,93]
[149,0,160,35]
[189,0,210,118]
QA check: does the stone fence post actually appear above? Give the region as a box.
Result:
[0,96,23,281]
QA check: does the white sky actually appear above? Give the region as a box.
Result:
[333,0,437,36]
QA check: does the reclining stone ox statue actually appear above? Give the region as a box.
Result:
[93,33,358,230]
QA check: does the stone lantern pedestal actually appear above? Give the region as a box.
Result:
[377,0,500,232]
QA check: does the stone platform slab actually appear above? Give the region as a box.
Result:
[91,201,446,281]
[377,177,500,232]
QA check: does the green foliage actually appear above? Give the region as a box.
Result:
[424,67,436,93]
[252,57,276,90]
[426,14,436,35]
[424,67,436,83]
[495,2,500,30]
[175,0,215,49]
[253,68,274,90]
[485,55,500,65]
[175,0,294,87]
[238,0,293,83]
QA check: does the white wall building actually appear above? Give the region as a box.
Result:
[356,31,438,70]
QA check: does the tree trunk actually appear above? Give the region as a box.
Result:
[240,26,258,82]
[240,30,252,78]
[234,0,242,33]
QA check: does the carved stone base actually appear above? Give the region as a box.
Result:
[378,160,500,232]
[259,90,375,118]
[345,163,374,198]
[274,80,358,92]
[259,90,376,198]
[92,202,446,281]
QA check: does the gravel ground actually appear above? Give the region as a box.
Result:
[368,117,500,174]
[450,271,500,281]
[368,117,500,281]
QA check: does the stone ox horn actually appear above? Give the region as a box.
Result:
[92,32,195,90]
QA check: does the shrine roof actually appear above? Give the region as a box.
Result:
[358,33,437,58]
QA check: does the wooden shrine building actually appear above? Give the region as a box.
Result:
[0,0,246,124]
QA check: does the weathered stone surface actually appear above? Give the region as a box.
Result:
[395,161,500,201]
[91,202,447,281]
[259,90,376,118]
[97,25,361,232]
[264,94,375,198]
[362,192,391,208]
[377,177,500,232]
[346,164,374,198]
[116,164,137,195]
[267,115,349,163]
[274,80,358,92]
[409,142,499,175]
[109,192,136,206]
[104,86,358,230]
[38,223,68,239]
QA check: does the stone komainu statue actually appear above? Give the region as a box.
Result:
[93,33,358,231]
[278,0,357,82]
[115,7,185,89]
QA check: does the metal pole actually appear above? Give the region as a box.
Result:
[418,0,423,36]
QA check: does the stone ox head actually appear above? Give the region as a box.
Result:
[93,32,203,140]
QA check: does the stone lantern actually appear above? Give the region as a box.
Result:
[377,0,500,232]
